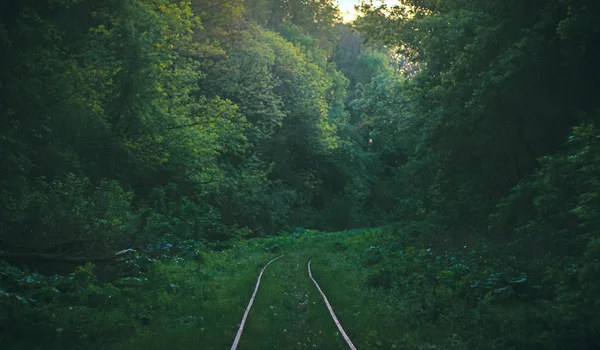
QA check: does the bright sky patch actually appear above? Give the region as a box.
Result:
[337,0,400,22]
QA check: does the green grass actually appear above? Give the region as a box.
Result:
[240,251,346,349]
[111,243,276,350]
[114,230,371,349]
[6,226,574,349]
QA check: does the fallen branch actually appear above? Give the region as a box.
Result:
[0,248,136,264]
[0,238,100,254]
[0,239,34,252]
[40,239,99,253]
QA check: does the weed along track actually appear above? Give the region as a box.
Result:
[308,260,357,350]
[231,254,357,349]
[235,251,348,349]
[231,255,285,350]
[110,232,377,349]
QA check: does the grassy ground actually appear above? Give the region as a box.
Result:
[109,232,346,349]
[110,243,277,350]
[6,226,573,349]
[239,251,346,349]
[114,229,380,349]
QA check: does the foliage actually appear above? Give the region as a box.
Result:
[0,0,362,256]
[356,0,600,228]
[0,239,274,349]
[2,0,600,347]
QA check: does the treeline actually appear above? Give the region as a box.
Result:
[353,0,600,265]
[347,0,600,347]
[0,0,397,266]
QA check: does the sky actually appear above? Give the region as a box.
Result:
[337,0,400,22]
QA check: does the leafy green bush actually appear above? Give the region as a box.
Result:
[0,174,137,257]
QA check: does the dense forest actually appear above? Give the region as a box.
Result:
[1,0,600,348]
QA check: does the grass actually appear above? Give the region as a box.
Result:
[112,243,275,350]
[4,222,598,350]
[239,250,346,349]
[114,229,379,349]
[6,225,579,349]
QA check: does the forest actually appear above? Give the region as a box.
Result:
[1,0,599,348]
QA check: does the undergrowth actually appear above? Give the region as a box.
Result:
[2,224,599,349]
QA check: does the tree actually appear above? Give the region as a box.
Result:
[355,0,600,227]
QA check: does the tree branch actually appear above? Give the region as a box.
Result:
[40,239,99,253]
[0,249,136,265]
